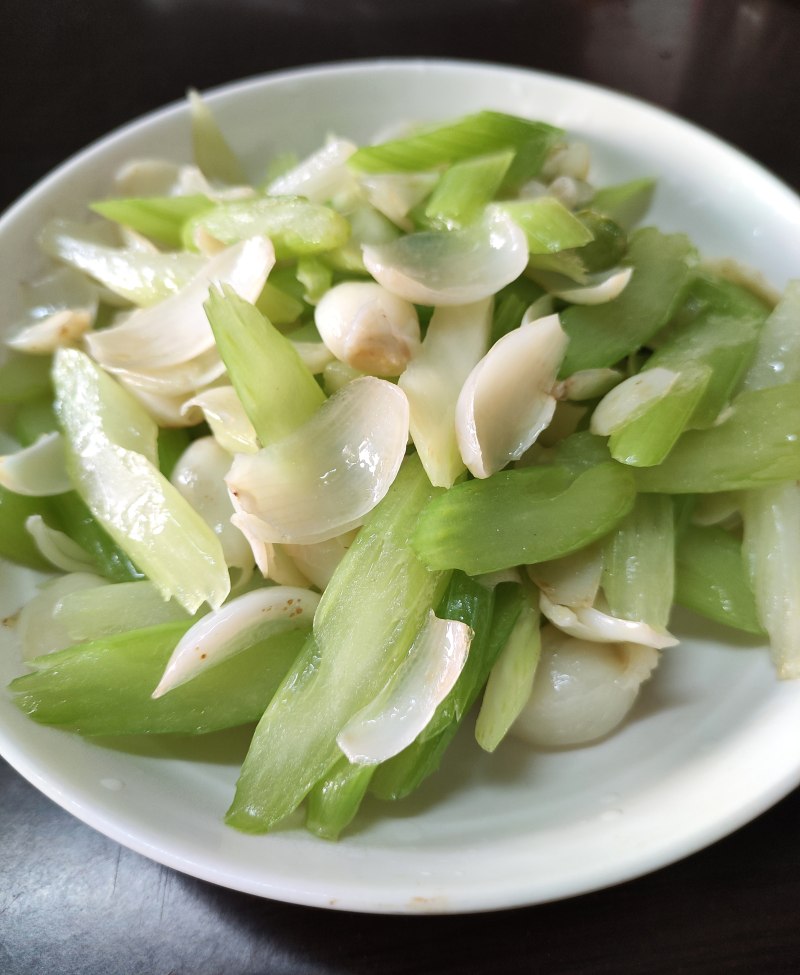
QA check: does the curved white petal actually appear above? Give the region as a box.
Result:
[456,313,568,478]
[229,512,310,586]
[552,267,633,305]
[554,367,624,402]
[226,376,409,545]
[337,610,473,764]
[0,433,71,496]
[359,171,439,231]
[267,137,358,203]
[7,308,93,354]
[590,367,679,436]
[363,209,528,306]
[527,544,604,609]
[152,586,320,698]
[539,592,678,648]
[106,347,226,397]
[181,386,258,454]
[25,515,97,575]
[291,340,337,375]
[19,572,110,659]
[284,529,358,590]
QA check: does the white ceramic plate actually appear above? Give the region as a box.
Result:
[2,59,800,915]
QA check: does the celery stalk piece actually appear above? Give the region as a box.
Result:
[0,486,59,570]
[225,455,450,833]
[306,757,375,841]
[497,198,594,254]
[590,178,656,231]
[572,211,628,273]
[475,584,541,753]
[674,523,762,635]
[157,427,191,479]
[0,354,53,404]
[296,256,333,305]
[348,111,562,187]
[53,349,229,612]
[608,364,712,467]
[188,89,248,186]
[414,462,636,575]
[424,150,514,229]
[204,286,325,446]
[601,494,675,629]
[742,483,800,677]
[491,277,548,343]
[370,579,521,801]
[255,281,305,327]
[51,492,143,582]
[739,280,800,392]
[559,228,695,375]
[633,384,800,493]
[90,195,213,249]
[10,622,307,735]
[185,197,350,259]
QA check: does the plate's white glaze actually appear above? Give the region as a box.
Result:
[2,60,800,915]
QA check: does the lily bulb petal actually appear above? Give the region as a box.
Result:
[226,376,409,545]
[315,281,420,377]
[267,137,358,203]
[182,386,259,454]
[337,610,473,764]
[456,313,568,478]
[590,367,679,436]
[152,586,320,698]
[0,432,71,496]
[551,267,633,305]
[7,308,93,354]
[527,544,604,609]
[539,592,679,648]
[363,209,528,306]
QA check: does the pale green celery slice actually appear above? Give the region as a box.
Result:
[53,349,230,613]
[348,111,562,188]
[413,462,636,575]
[608,364,712,467]
[204,286,325,446]
[601,494,674,629]
[225,455,450,833]
[188,89,248,185]
[323,200,400,273]
[742,484,800,677]
[39,218,203,306]
[526,250,589,284]
[424,150,514,229]
[90,195,213,249]
[633,384,800,493]
[185,196,350,259]
[474,583,541,752]
[559,228,695,375]
[497,198,594,254]
[739,280,800,392]
[590,178,656,231]
[296,256,333,304]
[305,757,375,840]
[255,281,304,327]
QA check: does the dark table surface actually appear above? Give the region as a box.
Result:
[3,1,800,972]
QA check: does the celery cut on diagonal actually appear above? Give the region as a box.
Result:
[225,455,450,833]
[633,384,800,494]
[348,111,562,186]
[589,177,656,231]
[739,280,800,392]
[424,150,514,229]
[498,198,594,255]
[10,622,307,736]
[602,494,675,629]
[559,228,695,375]
[305,757,375,841]
[414,462,636,575]
[675,523,762,635]
[490,277,547,343]
[90,195,213,249]
[188,88,248,185]
[204,286,325,446]
[53,349,229,612]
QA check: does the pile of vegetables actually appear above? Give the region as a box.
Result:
[1,92,798,839]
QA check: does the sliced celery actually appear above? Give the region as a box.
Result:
[498,198,593,254]
[255,281,304,327]
[634,384,800,493]
[348,111,562,187]
[0,354,52,405]
[90,195,212,249]
[602,494,674,628]
[675,523,762,635]
[740,280,800,392]
[53,493,143,582]
[573,211,627,272]
[414,463,636,574]
[491,277,547,343]
[55,580,191,644]
[204,286,325,446]
[185,196,350,259]
[188,89,247,185]
[157,427,191,479]
[0,486,59,570]
[225,455,450,833]
[10,622,307,735]
[295,257,333,305]
[590,177,656,231]
[560,228,695,375]
[424,150,513,229]
[305,757,375,840]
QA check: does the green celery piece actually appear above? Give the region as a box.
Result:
[491,277,547,344]
[590,178,656,231]
[157,427,191,479]
[474,583,541,753]
[526,249,588,283]
[225,455,450,833]
[10,622,308,735]
[601,494,675,628]
[498,198,594,254]
[204,286,325,446]
[54,493,143,582]
[255,281,304,327]
[634,384,800,493]
[573,211,628,272]
[54,349,228,611]
[0,354,52,404]
[305,757,375,841]
[559,228,695,375]
[296,257,333,305]
[414,462,636,574]
[424,150,514,229]
[0,486,58,570]
[609,364,712,467]
[674,523,763,635]
[13,398,58,444]
[552,431,614,472]
[185,196,350,260]
[740,280,800,392]
[370,581,522,801]
[348,111,562,187]
[90,195,213,249]
[689,270,773,319]
[188,89,247,185]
